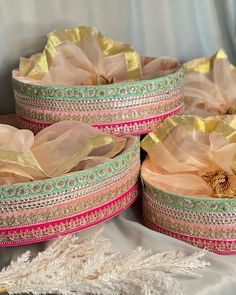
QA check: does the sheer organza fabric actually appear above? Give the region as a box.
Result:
[141,124,236,198]
[0,121,127,185]
[14,27,181,86]
[25,39,133,86]
[184,50,236,116]
[14,52,180,86]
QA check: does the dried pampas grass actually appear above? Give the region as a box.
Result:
[0,231,209,295]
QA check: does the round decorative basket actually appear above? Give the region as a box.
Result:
[12,67,184,135]
[0,136,140,247]
[143,181,236,255]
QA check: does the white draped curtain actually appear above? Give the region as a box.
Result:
[0,0,235,114]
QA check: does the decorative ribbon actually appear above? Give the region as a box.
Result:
[0,121,127,183]
[19,26,141,81]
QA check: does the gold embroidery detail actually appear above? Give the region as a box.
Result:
[0,185,139,245]
[215,188,236,199]
[144,193,236,225]
[15,88,183,111]
[144,203,236,240]
[202,170,231,196]
[0,174,138,228]
[15,96,183,124]
[144,184,236,212]
[201,170,236,199]
[144,215,236,253]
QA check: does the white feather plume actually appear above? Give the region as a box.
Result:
[0,231,209,295]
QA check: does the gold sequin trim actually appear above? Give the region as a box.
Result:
[15,96,183,124]
[0,185,139,245]
[144,202,236,240]
[144,193,236,225]
[1,174,138,228]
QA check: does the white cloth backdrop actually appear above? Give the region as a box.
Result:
[1,1,236,294]
[0,0,236,114]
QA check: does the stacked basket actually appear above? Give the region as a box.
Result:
[2,26,186,247]
[141,116,236,254]
[13,66,184,135]
[0,127,140,246]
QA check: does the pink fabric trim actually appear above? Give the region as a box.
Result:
[93,105,183,127]
[144,215,236,255]
[18,104,184,134]
[18,115,49,127]
[21,93,183,118]
[145,200,236,231]
[1,162,139,218]
[1,182,139,246]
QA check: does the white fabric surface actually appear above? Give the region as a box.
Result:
[0,0,235,114]
[1,199,236,294]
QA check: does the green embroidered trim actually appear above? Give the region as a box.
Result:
[12,68,184,101]
[143,180,236,213]
[0,138,139,200]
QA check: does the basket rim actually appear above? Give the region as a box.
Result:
[12,66,184,92]
[0,136,139,193]
[142,176,236,204]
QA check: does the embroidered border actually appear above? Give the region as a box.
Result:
[12,68,184,101]
[0,137,139,201]
[0,182,139,246]
[13,68,184,135]
[144,215,236,255]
